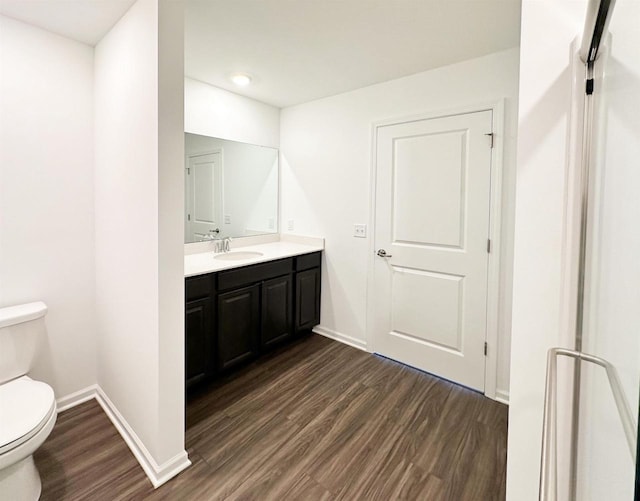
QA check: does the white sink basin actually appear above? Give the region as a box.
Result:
[214,251,264,261]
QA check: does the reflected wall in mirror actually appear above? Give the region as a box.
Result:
[184,133,278,243]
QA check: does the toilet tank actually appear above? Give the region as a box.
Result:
[0,302,48,385]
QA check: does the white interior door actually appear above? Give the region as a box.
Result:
[372,110,493,391]
[187,151,223,241]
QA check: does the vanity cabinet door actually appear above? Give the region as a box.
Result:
[261,274,293,349]
[295,268,321,333]
[185,298,214,388]
[218,284,260,371]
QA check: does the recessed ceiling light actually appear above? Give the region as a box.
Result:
[230,73,252,86]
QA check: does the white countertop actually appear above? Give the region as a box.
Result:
[184,237,324,277]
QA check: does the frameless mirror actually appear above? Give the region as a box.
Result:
[184,133,278,243]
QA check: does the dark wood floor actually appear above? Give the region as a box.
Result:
[35,334,508,500]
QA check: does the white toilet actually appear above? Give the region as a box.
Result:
[0,302,57,501]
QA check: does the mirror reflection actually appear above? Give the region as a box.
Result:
[184,133,278,243]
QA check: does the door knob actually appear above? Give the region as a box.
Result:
[377,249,392,258]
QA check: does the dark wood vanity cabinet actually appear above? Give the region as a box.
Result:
[184,273,216,389]
[185,298,213,387]
[217,284,260,371]
[294,251,322,332]
[296,268,321,332]
[185,251,321,389]
[261,275,293,349]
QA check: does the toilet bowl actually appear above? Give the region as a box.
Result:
[0,302,56,501]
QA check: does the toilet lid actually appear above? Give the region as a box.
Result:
[0,376,55,454]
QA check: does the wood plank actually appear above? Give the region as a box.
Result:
[223,382,377,499]
[278,473,334,501]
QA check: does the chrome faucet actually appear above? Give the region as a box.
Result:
[201,228,231,253]
[213,236,232,253]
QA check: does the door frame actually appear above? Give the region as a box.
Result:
[365,100,506,401]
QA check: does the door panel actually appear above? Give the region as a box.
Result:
[194,162,215,221]
[391,268,463,352]
[393,130,466,247]
[373,110,492,391]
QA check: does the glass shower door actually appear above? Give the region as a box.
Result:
[576,2,640,499]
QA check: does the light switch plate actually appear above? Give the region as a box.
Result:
[287,219,294,231]
[354,224,367,238]
[224,215,231,224]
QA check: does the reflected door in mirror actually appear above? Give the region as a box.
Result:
[186,150,223,242]
[184,133,279,243]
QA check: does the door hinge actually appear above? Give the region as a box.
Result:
[487,239,491,253]
[187,167,191,175]
[586,78,594,95]
[484,132,494,148]
[484,342,488,356]
[187,214,191,221]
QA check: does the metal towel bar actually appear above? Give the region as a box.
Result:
[539,347,637,500]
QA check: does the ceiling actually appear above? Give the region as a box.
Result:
[0,0,522,109]
[186,0,522,107]
[0,0,136,46]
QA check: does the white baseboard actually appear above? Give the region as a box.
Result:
[495,389,510,405]
[55,385,191,489]
[313,325,367,351]
[94,386,191,488]
[56,384,98,413]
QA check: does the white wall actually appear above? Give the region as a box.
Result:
[95,0,186,478]
[506,1,588,499]
[95,0,159,460]
[0,15,96,399]
[185,77,280,148]
[280,47,520,398]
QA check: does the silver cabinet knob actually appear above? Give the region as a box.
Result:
[377,249,392,258]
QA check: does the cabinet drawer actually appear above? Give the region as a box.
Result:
[186,274,214,301]
[217,258,293,291]
[295,252,321,271]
